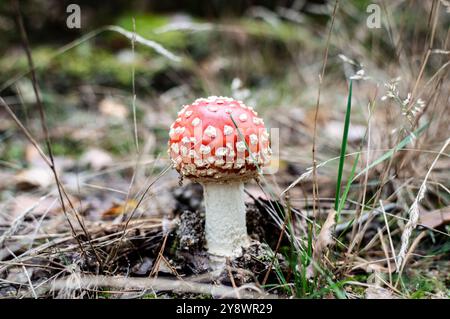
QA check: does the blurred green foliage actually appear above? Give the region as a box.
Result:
[116,14,189,49]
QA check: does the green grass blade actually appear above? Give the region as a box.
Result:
[336,150,360,222]
[334,80,353,211]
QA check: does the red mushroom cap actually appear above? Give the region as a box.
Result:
[168,96,271,182]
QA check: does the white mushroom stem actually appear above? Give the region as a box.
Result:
[202,181,250,258]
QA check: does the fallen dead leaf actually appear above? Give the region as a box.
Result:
[98,98,129,120]
[419,207,450,229]
[80,148,113,170]
[0,171,15,190]
[102,199,138,218]
[303,107,329,130]
[0,117,14,131]
[314,209,336,252]
[25,144,47,168]
[324,121,366,143]
[306,209,336,278]
[26,144,74,170]
[7,194,79,220]
[8,195,56,220]
[14,167,53,190]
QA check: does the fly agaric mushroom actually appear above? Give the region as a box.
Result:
[168,96,271,260]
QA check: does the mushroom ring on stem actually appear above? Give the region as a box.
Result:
[168,96,272,259]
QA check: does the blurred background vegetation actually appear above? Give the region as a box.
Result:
[2,0,440,160]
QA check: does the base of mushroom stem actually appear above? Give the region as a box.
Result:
[207,237,251,271]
